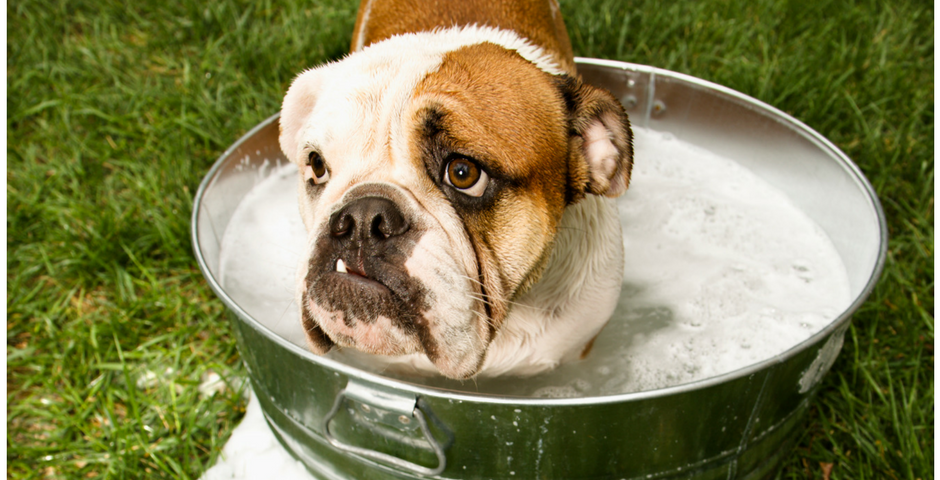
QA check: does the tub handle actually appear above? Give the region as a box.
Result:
[322,380,447,476]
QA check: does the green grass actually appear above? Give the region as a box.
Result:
[7,0,932,478]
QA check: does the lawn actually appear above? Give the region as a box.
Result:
[7,0,933,478]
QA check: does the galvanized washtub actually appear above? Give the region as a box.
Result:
[192,59,887,479]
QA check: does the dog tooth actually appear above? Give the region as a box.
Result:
[336,258,347,273]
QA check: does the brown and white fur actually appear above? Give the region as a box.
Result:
[278,0,633,379]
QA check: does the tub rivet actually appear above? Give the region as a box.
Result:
[399,415,411,424]
[653,100,667,116]
[623,95,638,110]
[627,78,636,88]
[360,404,371,413]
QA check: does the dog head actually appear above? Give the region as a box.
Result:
[279,28,632,379]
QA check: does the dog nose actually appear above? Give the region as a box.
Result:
[329,196,409,242]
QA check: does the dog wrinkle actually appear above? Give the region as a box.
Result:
[402,229,487,368]
[481,196,624,375]
[409,73,569,335]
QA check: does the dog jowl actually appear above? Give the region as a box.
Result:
[279,0,633,379]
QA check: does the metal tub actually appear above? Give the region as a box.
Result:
[192,59,887,479]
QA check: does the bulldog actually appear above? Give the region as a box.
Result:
[278,0,633,379]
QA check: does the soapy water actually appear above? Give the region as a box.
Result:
[218,127,851,397]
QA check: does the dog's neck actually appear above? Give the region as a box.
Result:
[479,195,624,376]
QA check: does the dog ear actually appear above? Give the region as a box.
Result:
[279,68,325,163]
[557,75,634,201]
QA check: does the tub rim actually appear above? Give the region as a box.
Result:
[191,58,888,407]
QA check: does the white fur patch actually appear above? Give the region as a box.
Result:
[403,231,489,374]
[478,195,624,376]
[350,24,564,75]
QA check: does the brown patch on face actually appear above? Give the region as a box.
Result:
[409,42,573,330]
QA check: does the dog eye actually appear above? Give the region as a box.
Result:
[304,152,330,185]
[444,157,489,197]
